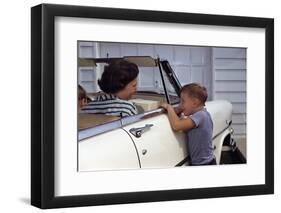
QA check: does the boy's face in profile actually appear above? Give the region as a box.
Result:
[179,92,200,116]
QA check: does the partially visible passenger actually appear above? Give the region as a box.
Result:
[78,84,88,110]
[81,60,139,117]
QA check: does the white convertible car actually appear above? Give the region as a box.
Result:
[78,56,236,171]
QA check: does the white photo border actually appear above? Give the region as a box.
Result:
[55,17,265,196]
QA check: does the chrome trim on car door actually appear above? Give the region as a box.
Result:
[121,108,164,126]
[78,119,122,141]
[78,108,166,141]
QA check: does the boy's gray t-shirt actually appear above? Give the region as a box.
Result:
[186,108,214,165]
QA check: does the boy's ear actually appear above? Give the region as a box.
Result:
[193,98,201,107]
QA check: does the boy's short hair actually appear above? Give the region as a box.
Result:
[78,84,87,100]
[180,83,208,105]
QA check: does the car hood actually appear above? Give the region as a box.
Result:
[205,100,232,137]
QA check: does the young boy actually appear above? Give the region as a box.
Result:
[161,83,215,166]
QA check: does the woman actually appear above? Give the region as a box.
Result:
[81,60,139,117]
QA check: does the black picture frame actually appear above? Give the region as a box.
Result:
[31,3,274,209]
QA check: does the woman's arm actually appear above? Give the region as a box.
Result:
[161,103,195,132]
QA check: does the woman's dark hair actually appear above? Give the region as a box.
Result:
[98,60,139,94]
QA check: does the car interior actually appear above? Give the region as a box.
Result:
[78,56,179,130]
[78,91,167,130]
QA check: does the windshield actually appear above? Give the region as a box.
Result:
[160,70,179,104]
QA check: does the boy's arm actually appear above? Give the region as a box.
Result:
[161,104,195,132]
[173,105,183,115]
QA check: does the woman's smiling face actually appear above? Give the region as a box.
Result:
[115,78,138,100]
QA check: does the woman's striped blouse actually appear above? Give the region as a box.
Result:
[81,93,138,117]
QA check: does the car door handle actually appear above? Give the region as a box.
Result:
[129,124,153,138]
[142,149,147,155]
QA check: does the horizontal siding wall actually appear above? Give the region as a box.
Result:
[78,42,99,92]
[79,42,212,99]
[213,48,247,138]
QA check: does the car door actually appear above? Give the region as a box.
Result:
[78,128,140,172]
[122,113,187,169]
